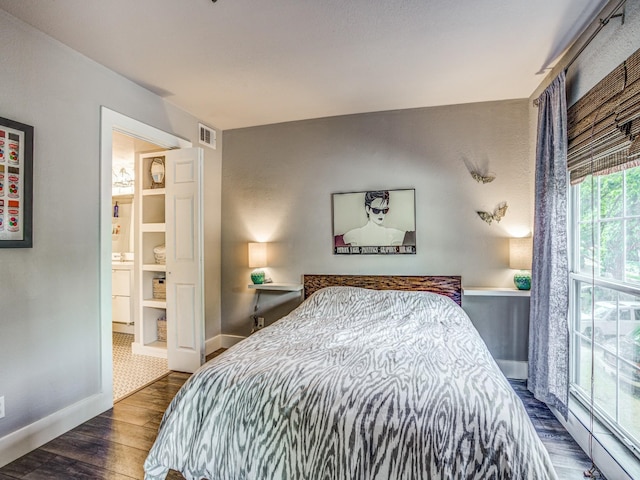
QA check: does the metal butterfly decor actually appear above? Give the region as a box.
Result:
[477,202,508,225]
[470,171,496,184]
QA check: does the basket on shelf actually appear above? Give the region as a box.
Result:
[157,316,167,342]
[153,244,166,265]
[153,277,166,299]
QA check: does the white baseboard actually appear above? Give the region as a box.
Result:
[495,359,528,380]
[0,393,111,468]
[205,334,246,356]
[221,335,246,349]
[205,335,221,354]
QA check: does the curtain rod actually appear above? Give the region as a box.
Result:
[563,0,627,74]
[533,0,626,107]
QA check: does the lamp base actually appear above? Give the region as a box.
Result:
[251,269,265,285]
[513,271,531,290]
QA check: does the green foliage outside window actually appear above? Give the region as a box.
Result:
[573,165,640,450]
[578,166,640,285]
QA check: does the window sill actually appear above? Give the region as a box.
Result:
[556,393,640,480]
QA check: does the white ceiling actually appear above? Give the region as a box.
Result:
[0,0,608,130]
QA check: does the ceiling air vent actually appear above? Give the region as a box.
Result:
[199,123,217,150]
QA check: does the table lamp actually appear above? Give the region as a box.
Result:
[248,242,267,284]
[509,237,532,290]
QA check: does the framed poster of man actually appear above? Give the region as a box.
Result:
[332,189,416,255]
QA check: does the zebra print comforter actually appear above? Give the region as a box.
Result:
[144,287,557,480]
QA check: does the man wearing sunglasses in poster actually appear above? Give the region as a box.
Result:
[341,190,415,252]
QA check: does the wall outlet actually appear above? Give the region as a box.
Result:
[0,396,5,419]
[257,317,265,329]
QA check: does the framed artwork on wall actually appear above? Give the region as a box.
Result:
[0,116,33,248]
[332,188,416,255]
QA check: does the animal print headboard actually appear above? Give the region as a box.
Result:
[303,275,462,306]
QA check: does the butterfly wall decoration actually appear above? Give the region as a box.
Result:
[477,202,508,225]
[462,157,496,184]
[470,171,496,184]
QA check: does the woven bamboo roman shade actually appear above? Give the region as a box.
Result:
[567,47,640,184]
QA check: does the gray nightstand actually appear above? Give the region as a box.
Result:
[248,283,303,331]
[462,287,531,379]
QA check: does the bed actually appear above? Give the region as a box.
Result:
[144,275,557,480]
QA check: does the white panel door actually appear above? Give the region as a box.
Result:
[165,147,204,372]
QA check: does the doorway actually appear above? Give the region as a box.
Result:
[111,131,169,401]
[99,107,192,405]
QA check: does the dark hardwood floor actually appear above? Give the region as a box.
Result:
[509,380,602,479]
[0,370,194,480]
[0,353,598,479]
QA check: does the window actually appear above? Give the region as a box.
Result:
[570,166,640,454]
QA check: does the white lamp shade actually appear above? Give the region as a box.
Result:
[248,242,267,268]
[509,237,533,270]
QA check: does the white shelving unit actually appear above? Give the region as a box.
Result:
[133,154,168,358]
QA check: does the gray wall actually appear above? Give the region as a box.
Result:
[222,100,533,336]
[0,11,221,442]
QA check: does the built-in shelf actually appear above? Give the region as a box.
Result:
[142,188,166,196]
[248,283,303,292]
[136,153,172,356]
[142,263,166,272]
[146,340,167,349]
[141,223,166,232]
[463,287,531,297]
[143,299,167,308]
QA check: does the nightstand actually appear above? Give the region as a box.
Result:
[462,287,531,379]
[247,283,303,292]
[248,283,303,332]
